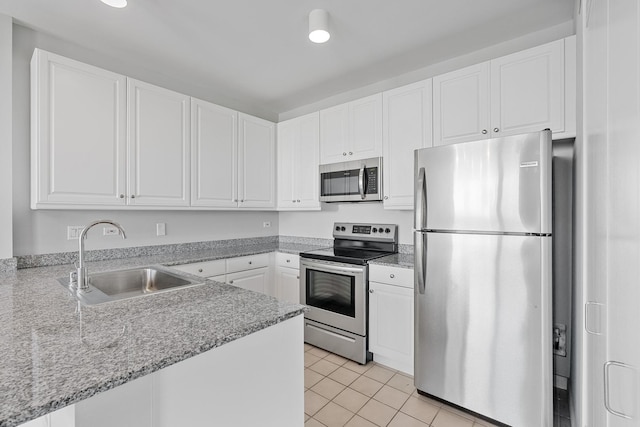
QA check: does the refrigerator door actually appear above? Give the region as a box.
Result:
[414,130,552,234]
[414,231,552,427]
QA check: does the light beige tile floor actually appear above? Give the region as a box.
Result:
[303,344,498,427]
[304,343,572,427]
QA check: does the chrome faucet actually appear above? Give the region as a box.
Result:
[75,220,127,291]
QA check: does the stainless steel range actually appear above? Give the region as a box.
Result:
[300,222,398,364]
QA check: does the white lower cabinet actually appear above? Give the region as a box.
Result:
[226,267,269,294]
[368,264,414,375]
[275,253,300,304]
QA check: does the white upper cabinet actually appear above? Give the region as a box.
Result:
[191,98,238,208]
[320,93,382,164]
[238,113,276,208]
[31,49,127,208]
[489,39,564,137]
[433,62,490,146]
[127,79,191,206]
[433,39,566,146]
[382,79,433,210]
[277,112,320,210]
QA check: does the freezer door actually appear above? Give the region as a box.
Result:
[414,232,552,427]
[414,130,552,234]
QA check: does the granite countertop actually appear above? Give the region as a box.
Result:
[0,242,320,427]
[369,253,414,269]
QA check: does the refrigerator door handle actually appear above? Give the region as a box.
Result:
[415,167,426,229]
[414,231,426,294]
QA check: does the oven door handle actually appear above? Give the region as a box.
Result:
[300,260,366,275]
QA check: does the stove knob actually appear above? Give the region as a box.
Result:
[372,228,378,233]
[335,226,340,231]
[385,228,391,233]
[340,226,346,232]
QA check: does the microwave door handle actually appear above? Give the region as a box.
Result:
[358,165,365,199]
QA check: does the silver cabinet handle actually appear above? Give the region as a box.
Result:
[390,274,395,278]
[286,259,290,263]
[292,199,295,203]
[482,129,488,134]
[198,268,203,273]
[348,151,353,155]
[297,199,300,202]
[130,195,136,199]
[384,196,388,200]
[229,280,234,284]
[369,289,374,293]
[358,165,366,200]
[248,261,252,265]
[296,276,299,279]
[343,152,347,156]
[493,128,499,132]
[119,194,125,199]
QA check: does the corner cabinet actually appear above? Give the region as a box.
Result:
[31,49,128,208]
[277,113,320,210]
[382,79,433,210]
[368,264,414,375]
[275,253,300,304]
[127,79,191,207]
[238,113,276,209]
[319,93,382,164]
[433,38,568,146]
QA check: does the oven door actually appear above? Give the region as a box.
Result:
[300,258,367,336]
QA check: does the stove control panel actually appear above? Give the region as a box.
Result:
[333,222,398,243]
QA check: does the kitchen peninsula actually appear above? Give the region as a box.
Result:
[0,246,307,427]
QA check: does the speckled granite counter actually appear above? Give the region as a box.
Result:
[0,242,322,427]
[369,253,414,269]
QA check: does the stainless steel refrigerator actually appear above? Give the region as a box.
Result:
[414,130,553,427]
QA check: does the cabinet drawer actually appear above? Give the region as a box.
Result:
[171,259,226,277]
[275,252,300,269]
[226,253,270,273]
[369,264,413,288]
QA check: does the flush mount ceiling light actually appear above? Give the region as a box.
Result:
[100,0,127,8]
[309,9,330,43]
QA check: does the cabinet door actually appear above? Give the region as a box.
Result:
[227,267,269,294]
[31,49,127,208]
[433,62,490,146]
[319,103,349,164]
[276,119,296,209]
[349,93,383,160]
[369,281,414,375]
[490,39,564,138]
[278,113,320,210]
[276,266,300,304]
[238,113,276,208]
[191,98,238,207]
[128,79,190,206]
[382,79,432,209]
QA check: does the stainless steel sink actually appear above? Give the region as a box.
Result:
[58,266,204,305]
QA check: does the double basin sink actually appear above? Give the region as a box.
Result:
[58,266,204,306]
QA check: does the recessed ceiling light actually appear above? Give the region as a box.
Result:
[101,0,127,8]
[309,9,330,44]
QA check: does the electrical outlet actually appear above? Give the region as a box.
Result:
[553,324,567,357]
[263,221,271,228]
[156,223,166,236]
[67,226,84,240]
[103,226,119,236]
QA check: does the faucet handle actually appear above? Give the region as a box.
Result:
[69,270,78,287]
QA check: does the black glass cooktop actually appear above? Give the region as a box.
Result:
[300,247,391,265]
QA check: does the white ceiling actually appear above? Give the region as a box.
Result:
[1,0,575,119]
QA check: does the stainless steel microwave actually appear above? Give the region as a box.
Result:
[319,157,383,202]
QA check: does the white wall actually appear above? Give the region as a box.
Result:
[12,25,278,256]
[280,204,413,245]
[0,14,13,260]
